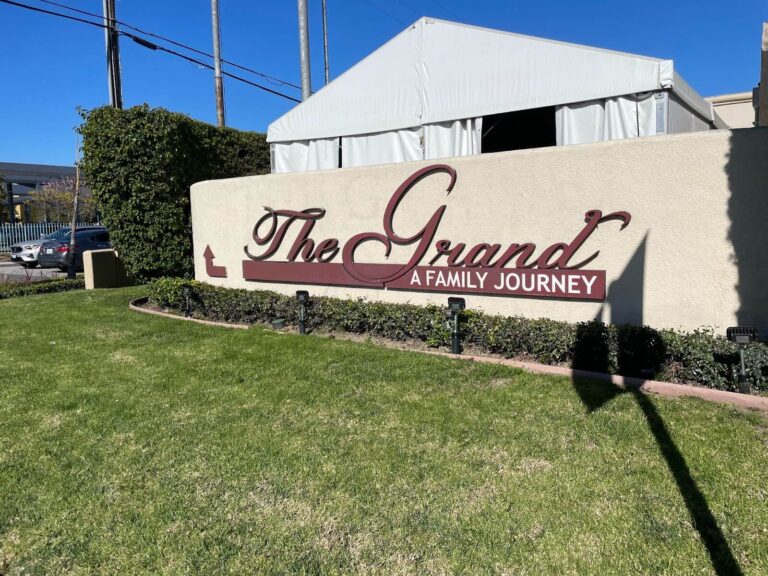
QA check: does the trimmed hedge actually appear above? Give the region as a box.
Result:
[147,277,768,393]
[79,105,270,282]
[0,278,85,300]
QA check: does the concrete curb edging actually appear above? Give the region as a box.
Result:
[129,297,249,330]
[419,350,768,413]
[128,297,768,413]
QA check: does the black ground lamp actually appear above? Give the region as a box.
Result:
[181,283,192,318]
[445,297,466,354]
[726,326,758,393]
[296,290,310,334]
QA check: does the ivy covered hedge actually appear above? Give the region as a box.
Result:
[147,277,768,393]
[0,278,84,300]
[80,105,270,282]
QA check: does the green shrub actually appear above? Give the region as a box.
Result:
[146,278,768,393]
[615,324,666,377]
[0,278,84,300]
[572,321,614,373]
[79,105,270,283]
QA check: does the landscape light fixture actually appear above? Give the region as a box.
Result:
[181,284,192,318]
[445,297,466,355]
[296,290,310,334]
[726,326,758,394]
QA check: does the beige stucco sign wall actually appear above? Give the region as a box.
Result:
[191,128,768,333]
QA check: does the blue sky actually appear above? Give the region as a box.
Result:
[1,0,766,166]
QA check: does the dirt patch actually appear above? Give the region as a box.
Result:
[487,378,514,388]
[515,458,552,475]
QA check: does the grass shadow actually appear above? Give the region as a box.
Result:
[571,377,624,413]
[573,377,742,575]
[630,389,743,576]
[571,229,742,575]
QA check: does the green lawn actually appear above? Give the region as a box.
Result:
[1,288,767,575]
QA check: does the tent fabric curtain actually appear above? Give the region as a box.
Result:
[668,93,712,133]
[424,118,482,160]
[341,128,422,168]
[555,94,657,146]
[274,119,483,172]
[272,138,338,174]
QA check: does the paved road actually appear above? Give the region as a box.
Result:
[0,261,65,283]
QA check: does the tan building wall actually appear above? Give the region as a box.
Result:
[709,92,755,128]
[191,128,768,333]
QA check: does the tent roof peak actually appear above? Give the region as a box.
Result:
[268,18,708,143]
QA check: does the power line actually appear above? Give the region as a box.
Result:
[394,0,420,16]
[359,0,407,25]
[129,34,300,103]
[0,0,301,102]
[34,0,301,90]
[424,0,461,20]
[1,0,106,29]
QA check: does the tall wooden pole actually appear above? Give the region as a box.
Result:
[102,0,123,108]
[66,164,80,279]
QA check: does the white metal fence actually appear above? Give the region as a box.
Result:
[0,222,100,253]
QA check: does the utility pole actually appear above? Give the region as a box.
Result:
[66,164,81,280]
[5,181,14,225]
[211,0,226,126]
[102,0,123,108]
[297,0,312,100]
[322,0,330,85]
[759,22,768,127]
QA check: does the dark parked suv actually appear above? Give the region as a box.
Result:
[37,227,111,272]
[9,225,106,268]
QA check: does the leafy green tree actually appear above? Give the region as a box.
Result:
[26,177,98,223]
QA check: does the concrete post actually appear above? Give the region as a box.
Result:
[84,249,130,289]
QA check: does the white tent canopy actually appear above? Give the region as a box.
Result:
[268,18,716,173]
